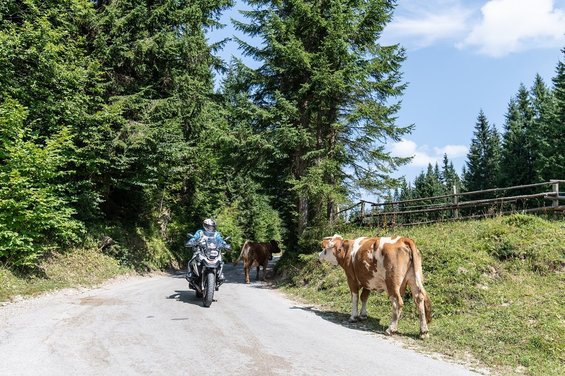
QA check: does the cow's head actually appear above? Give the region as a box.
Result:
[269,240,280,253]
[268,240,280,260]
[319,234,344,266]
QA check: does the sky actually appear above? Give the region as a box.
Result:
[208,0,565,188]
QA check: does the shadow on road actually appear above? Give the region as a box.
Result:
[225,256,280,286]
[166,290,207,306]
[288,304,420,340]
[166,257,279,306]
[290,304,393,337]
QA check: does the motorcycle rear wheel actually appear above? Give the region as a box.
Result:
[203,272,216,307]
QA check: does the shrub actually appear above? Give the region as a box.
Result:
[0,100,83,267]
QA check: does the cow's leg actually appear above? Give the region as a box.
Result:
[349,291,359,322]
[346,279,361,322]
[408,279,430,339]
[256,265,260,280]
[260,262,267,281]
[400,278,408,297]
[385,292,403,336]
[385,271,404,336]
[244,263,250,284]
[359,288,370,320]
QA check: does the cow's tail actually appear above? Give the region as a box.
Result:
[406,239,432,324]
[233,240,249,266]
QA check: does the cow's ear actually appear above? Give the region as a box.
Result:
[333,239,342,254]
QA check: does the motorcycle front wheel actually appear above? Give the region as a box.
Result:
[203,272,216,307]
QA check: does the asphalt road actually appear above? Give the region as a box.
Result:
[0,259,483,376]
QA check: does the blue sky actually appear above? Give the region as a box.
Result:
[209,0,565,185]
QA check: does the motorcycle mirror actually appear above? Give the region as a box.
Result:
[187,233,194,238]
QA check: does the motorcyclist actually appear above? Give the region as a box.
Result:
[185,218,230,282]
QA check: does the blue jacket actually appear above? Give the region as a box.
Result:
[186,229,229,249]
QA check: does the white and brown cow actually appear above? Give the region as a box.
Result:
[234,240,280,284]
[319,234,432,339]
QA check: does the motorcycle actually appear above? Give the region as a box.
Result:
[186,234,230,307]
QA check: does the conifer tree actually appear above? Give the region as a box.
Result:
[546,48,565,180]
[235,0,410,247]
[441,154,461,193]
[499,85,536,187]
[463,110,501,192]
[411,164,442,221]
[90,0,231,228]
[530,74,558,181]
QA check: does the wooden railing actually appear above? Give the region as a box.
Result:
[334,180,565,227]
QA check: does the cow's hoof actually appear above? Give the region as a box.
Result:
[359,315,368,321]
[420,331,429,340]
[348,317,358,323]
[385,328,396,336]
[245,281,250,284]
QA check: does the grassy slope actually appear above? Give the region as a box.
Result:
[276,214,565,376]
[0,224,173,302]
[0,249,131,302]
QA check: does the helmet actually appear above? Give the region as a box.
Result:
[203,218,216,233]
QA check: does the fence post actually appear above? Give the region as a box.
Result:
[551,180,560,208]
[453,185,460,219]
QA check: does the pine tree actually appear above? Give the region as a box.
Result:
[90,0,232,228]
[441,154,462,194]
[212,60,285,243]
[499,84,538,188]
[463,110,501,192]
[530,74,551,180]
[546,48,565,180]
[235,0,410,247]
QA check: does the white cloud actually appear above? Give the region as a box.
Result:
[434,144,468,158]
[382,1,565,57]
[459,0,565,57]
[383,1,473,48]
[391,139,468,167]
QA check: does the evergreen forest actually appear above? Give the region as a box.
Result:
[396,71,565,204]
[1,0,564,269]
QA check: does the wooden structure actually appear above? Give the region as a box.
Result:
[334,180,565,227]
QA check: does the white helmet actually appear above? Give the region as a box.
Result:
[203,218,216,233]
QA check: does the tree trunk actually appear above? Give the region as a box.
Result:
[297,193,308,234]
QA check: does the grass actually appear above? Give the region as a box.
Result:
[0,221,183,303]
[276,214,565,376]
[0,248,132,303]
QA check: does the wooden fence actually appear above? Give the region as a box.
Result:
[334,180,565,227]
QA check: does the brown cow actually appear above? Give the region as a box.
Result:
[319,234,432,339]
[234,240,281,284]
